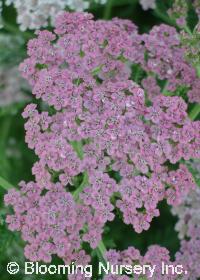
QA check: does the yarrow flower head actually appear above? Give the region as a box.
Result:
[168,0,200,27]
[168,0,188,27]
[2,0,105,31]
[4,12,200,271]
[172,187,200,279]
[181,23,200,68]
[139,24,200,103]
[104,187,200,280]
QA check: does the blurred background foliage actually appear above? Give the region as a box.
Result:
[0,0,199,279]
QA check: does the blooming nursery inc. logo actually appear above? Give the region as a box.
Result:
[3,10,200,280]
[6,261,189,277]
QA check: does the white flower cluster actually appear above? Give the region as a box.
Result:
[3,0,106,31]
[172,186,200,239]
[0,67,29,107]
[139,0,156,11]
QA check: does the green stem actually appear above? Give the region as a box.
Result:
[0,176,14,190]
[70,141,84,160]
[71,140,88,199]
[189,104,200,120]
[70,141,107,264]
[161,80,171,96]
[96,240,107,268]
[72,174,107,266]
[97,240,107,256]
[0,117,12,178]
[153,9,192,34]
[183,25,193,35]
[153,10,178,28]
[104,0,113,20]
[2,20,33,40]
[196,65,200,78]
[73,172,88,201]
[0,117,11,148]
[133,66,143,84]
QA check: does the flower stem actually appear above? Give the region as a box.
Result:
[153,9,192,35]
[73,171,88,201]
[161,80,171,96]
[104,0,113,20]
[153,10,178,28]
[70,140,84,160]
[0,176,13,190]
[2,20,33,40]
[189,104,200,120]
[97,240,107,256]
[196,65,200,78]
[96,240,107,266]
[70,140,107,263]
[183,25,192,35]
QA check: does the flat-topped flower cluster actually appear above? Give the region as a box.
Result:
[1,0,106,30]
[103,186,200,280]
[4,12,200,279]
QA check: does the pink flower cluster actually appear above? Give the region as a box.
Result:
[4,12,200,270]
[104,246,180,280]
[181,23,200,80]
[104,240,199,280]
[172,187,200,279]
[140,24,200,103]
[103,188,200,280]
[168,0,200,26]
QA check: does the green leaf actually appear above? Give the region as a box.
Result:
[186,1,199,31]
[189,104,200,120]
[0,176,14,190]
